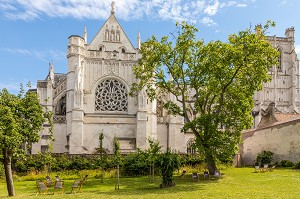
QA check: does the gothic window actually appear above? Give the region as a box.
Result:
[277,47,282,72]
[95,79,128,112]
[110,30,115,41]
[116,30,120,42]
[187,138,196,154]
[105,29,109,41]
[55,95,66,115]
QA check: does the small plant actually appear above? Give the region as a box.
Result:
[256,151,274,165]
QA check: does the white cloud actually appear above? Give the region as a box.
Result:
[0,0,250,27]
[0,48,65,62]
[200,17,217,27]
[280,0,287,5]
[204,0,220,16]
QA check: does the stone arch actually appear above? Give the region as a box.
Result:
[99,44,106,52]
[54,93,67,115]
[94,77,128,112]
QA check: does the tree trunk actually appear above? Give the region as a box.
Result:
[206,153,217,175]
[3,149,15,196]
[115,164,120,190]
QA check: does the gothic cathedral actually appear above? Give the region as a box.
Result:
[32,3,299,155]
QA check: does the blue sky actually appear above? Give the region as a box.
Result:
[0,0,299,93]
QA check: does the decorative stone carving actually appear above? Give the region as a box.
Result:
[53,116,66,123]
[54,79,67,98]
[95,79,128,112]
[75,61,84,108]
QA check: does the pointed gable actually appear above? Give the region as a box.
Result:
[89,14,136,53]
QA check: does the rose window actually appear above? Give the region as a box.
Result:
[95,79,128,112]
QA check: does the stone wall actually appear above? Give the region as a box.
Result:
[240,118,300,165]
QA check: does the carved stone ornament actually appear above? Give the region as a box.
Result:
[95,79,128,112]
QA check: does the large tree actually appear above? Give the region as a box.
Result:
[130,21,278,174]
[0,87,52,196]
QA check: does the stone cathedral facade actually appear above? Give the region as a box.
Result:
[32,4,299,156]
[32,5,194,154]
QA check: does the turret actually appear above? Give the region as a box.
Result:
[83,25,87,44]
[137,31,141,50]
[285,27,295,42]
[49,62,54,85]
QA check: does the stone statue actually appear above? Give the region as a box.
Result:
[75,62,83,107]
[111,1,115,15]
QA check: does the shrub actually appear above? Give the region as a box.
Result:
[156,149,181,188]
[294,161,300,169]
[256,151,274,165]
[279,160,294,167]
[121,149,149,176]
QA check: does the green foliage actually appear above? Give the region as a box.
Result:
[256,151,274,165]
[180,154,205,167]
[113,137,122,165]
[156,149,181,188]
[279,160,294,167]
[122,149,150,176]
[294,161,300,169]
[130,21,279,174]
[0,87,53,196]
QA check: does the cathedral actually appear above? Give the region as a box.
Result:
[32,3,194,154]
[32,3,300,159]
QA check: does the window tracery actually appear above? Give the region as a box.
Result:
[95,79,128,112]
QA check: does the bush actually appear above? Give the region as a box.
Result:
[256,151,274,165]
[180,154,205,167]
[294,161,300,169]
[156,149,181,188]
[279,160,294,167]
[121,149,150,176]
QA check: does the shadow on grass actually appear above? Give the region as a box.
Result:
[84,175,222,197]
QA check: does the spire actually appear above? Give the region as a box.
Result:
[83,25,87,43]
[111,1,115,15]
[49,62,54,84]
[137,31,141,50]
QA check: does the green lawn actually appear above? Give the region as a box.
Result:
[1,168,300,198]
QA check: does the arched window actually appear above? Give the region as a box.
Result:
[105,29,109,41]
[277,47,282,72]
[55,95,66,115]
[116,30,120,42]
[110,30,115,41]
[187,138,196,154]
[95,79,128,112]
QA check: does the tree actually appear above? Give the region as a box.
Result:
[156,149,180,188]
[147,138,161,183]
[0,87,52,196]
[113,136,121,190]
[99,130,104,183]
[130,21,278,175]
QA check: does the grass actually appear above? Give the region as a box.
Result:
[1,167,300,198]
